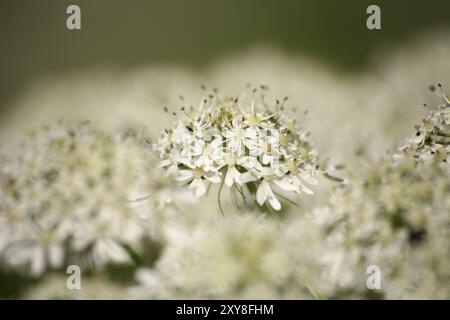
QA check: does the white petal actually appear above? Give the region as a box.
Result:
[223,129,233,138]
[224,169,234,187]
[98,239,129,264]
[267,190,282,211]
[262,154,271,165]
[272,178,295,191]
[256,180,270,206]
[175,170,193,181]
[299,183,314,195]
[225,167,241,187]
[206,174,222,184]
[240,171,259,184]
[190,178,207,197]
[166,165,178,176]
[210,137,223,148]
[239,156,254,169]
[252,160,263,171]
[230,167,241,180]
[292,176,314,195]
[159,159,172,168]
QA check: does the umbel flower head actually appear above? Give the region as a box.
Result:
[311,88,450,298]
[313,156,450,299]
[396,83,450,165]
[155,86,333,212]
[0,122,171,276]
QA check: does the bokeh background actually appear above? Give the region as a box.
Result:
[2,0,450,163]
[1,0,450,112]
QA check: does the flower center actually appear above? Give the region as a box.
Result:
[193,167,205,179]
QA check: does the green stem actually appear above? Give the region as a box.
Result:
[217,166,228,217]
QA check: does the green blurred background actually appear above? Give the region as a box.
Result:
[1,0,449,113]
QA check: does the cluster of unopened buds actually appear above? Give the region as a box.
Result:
[155,86,338,212]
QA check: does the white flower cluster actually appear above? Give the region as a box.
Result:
[131,213,324,299]
[311,96,450,299]
[0,122,171,276]
[396,84,450,165]
[313,157,450,299]
[155,87,328,212]
[132,90,450,300]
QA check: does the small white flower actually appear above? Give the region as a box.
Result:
[224,166,242,187]
[240,167,293,211]
[256,180,281,211]
[5,223,65,276]
[176,166,221,197]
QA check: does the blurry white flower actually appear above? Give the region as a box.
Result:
[316,155,450,299]
[22,275,127,300]
[5,222,65,276]
[131,212,324,299]
[0,122,177,275]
